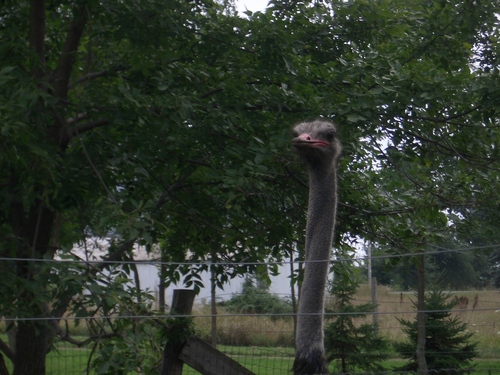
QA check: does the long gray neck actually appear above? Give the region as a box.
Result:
[296,164,337,355]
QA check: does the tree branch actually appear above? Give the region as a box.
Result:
[50,239,136,319]
[400,106,482,128]
[52,4,89,100]
[97,240,136,271]
[70,71,111,88]
[66,112,89,125]
[339,202,416,217]
[199,80,285,99]
[58,320,118,347]
[199,88,224,99]
[70,119,110,137]
[29,0,46,79]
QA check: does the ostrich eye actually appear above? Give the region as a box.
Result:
[324,132,335,142]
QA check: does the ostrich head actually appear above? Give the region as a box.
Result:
[292,119,341,168]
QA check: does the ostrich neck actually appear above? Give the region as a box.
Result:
[296,164,337,353]
[305,167,337,262]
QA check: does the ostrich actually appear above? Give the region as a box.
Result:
[291,119,341,375]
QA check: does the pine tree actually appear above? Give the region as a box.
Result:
[395,289,478,374]
[324,264,389,373]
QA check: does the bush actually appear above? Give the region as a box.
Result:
[218,277,293,320]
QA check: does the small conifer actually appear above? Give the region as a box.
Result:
[395,289,478,374]
[324,265,389,373]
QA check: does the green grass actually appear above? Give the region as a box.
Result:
[3,346,91,375]
[181,352,500,375]
[46,347,91,375]
[378,358,500,370]
[2,342,499,375]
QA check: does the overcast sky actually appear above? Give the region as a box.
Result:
[236,0,269,13]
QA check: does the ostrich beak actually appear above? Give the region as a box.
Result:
[293,133,330,148]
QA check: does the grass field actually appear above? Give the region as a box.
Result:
[194,284,500,357]
[353,284,500,357]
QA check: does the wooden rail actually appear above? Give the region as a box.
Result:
[159,289,255,375]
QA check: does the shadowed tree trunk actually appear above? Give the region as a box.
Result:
[9,197,57,375]
[13,322,50,375]
[6,1,90,372]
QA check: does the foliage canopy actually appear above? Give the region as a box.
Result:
[1,0,500,372]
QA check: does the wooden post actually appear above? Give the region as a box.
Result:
[366,242,372,287]
[290,247,298,341]
[170,289,195,315]
[416,252,428,375]
[210,257,217,348]
[371,277,379,328]
[159,289,196,375]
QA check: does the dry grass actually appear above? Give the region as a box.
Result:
[193,285,500,358]
[350,284,500,357]
[193,304,294,347]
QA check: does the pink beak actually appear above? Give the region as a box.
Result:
[293,133,329,147]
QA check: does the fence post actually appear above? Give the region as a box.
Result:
[159,289,196,375]
[371,277,379,328]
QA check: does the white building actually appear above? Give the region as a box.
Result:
[67,238,296,308]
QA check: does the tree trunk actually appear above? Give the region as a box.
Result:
[159,262,166,313]
[159,290,196,375]
[6,197,56,374]
[7,2,91,372]
[416,252,428,375]
[13,321,51,375]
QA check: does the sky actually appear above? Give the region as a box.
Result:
[236,0,269,13]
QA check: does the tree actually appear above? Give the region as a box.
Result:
[450,204,500,288]
[372,243,484,291]
[324,259,389,373]
[1,1,338,371]
[1,1,308,372]
[396,290,478,374]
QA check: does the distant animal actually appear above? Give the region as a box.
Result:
[291,120,341,375]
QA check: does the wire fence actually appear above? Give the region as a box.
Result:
[40,339,500,375]
[2,249,500,374]
[4,305,500,374]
